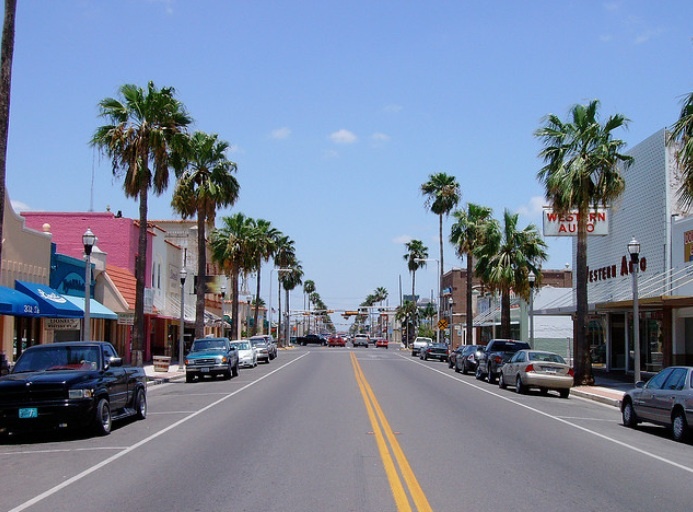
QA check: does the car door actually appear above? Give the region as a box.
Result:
[507,351,525,386]
[634,368,673,422]
[651,367,688,424]
[102,344,129,409]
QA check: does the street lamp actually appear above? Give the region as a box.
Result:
[220,283,227,337]
[269,268,292,342]
[179,267,187,372]
[628,237,641,383]
[528,270,536,348]
[82,228,96,341]
[415,258,441,343]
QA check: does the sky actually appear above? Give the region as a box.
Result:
[3,1,692,329]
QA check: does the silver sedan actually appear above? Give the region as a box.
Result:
[498,349,574,398]
[622,366,693,442]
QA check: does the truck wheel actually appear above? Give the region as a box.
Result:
[93,398,112,436]
[232,361,239,377]
[134,388,147,420]
[186,373,195,383]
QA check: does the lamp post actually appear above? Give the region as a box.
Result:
[528,271,536,348]
[415,258,440,343]
[220,283,227,337]
[269,268,292,341]
[628,237,641,383]
[82,228,96,341]
[179,267,187,372]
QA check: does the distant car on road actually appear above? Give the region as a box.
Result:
[230,339,257,368]
[249,336,271,363]
[498,350,574,398]
[411,337,432,357]
[622,366,693,442]
[298,334,327,346]
[420,343,449,361]
[353,334,370,348]
[328,334,346,347]
[374,338,389,349]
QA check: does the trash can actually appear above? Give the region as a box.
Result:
[153,355,171,372]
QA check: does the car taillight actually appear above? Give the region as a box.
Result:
[493,355,502,364]
[525,364,535,373]
[568,368,575,377]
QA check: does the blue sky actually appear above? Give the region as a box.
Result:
[3,1,692,326]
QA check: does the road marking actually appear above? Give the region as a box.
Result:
[402,354,693,474]
[351,352,433,512]
[7,352,311,512]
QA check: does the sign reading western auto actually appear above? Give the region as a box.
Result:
[543,208,609,236]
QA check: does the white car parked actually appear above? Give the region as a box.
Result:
[230,339,257,368]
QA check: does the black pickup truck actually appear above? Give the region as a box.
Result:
[297,334,327,346]
[475,339,530,384]
[0,341,147,437]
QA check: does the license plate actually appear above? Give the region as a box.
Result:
[200,367,210,373]
[19,408,38,419]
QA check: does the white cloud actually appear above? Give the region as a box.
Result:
[516,196,546,217]
[270,127,292,140]
[329,129,357,144]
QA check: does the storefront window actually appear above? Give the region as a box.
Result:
[588,316,606,367]
[628,311,663,374]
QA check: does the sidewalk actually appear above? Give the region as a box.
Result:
[144,363,185,385]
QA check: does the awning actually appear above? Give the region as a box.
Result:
[15,280,83,318]
[63,295,118,320]
[0,285,39,317]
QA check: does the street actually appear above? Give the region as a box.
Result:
[1,346,693,512]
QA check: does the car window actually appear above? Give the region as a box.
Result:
[645,368,673,390]
[231,342,250,350]
[663,368,687,391]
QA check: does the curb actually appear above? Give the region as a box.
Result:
[571,388,622,408]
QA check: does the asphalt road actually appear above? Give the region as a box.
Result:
[2,346,693,512]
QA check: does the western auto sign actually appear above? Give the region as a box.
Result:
[543,208,609,236]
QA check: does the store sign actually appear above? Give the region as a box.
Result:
[543,208,609,236]
[45,318,80,330]
[684,230,693,261]
[118,313,134,325]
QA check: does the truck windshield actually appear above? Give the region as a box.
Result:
[13,346,102,373]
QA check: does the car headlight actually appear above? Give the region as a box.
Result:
[221,356,228,363]
[69,388,94,399]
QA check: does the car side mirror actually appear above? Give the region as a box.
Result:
[105,357,123,369]
[635,381,645,389]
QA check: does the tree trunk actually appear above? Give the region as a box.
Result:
[500,288,511,339]
[277,283,282,344]
[194,211,206,339]
[0,0,17,273]
[231,269,240,339]
[438,214,444,280]
[252,264,261,336]
[574,204,594,385]
[133,176,149,366]
[466,253,474,345]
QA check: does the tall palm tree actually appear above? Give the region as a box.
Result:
[450,203,493,346]
[421,172,461,280]
[273,234,296,342]
[248,219,279,336]
[535,100,633,385]
[474,210,547,340]
[92,81,191,365]
[171,131,239,339]
[0,0,17,269]
[303,279,315,334]
[403,239,428,342]
[395,300,418,347]
[210,213,255,340]
[373,286,388,336]
[279,262,303,346]
[669,91,693,207]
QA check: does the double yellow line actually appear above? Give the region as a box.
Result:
[350,352,433,512]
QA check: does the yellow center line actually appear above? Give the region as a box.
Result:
[350,352,433,512]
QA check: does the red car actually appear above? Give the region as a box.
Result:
[374,338,389,349]
[327,334,346,347]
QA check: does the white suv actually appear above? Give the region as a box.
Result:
[353,334,370,348]
[411,337,432,357]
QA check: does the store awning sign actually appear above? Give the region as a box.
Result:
[543,208,609,237]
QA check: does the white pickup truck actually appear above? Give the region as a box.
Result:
[411,336,433,357]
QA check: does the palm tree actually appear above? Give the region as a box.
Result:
[247,219,280,336]
[373,287,388,336]
[450,203,493,346]
[669,91,693,207]
[279,263,303,347]
[535,100,633,385]
[421,172,461,280]
[474,210,547,340]
[0,0,17,269]
[171,131,239,339]
[403,239,428,343]
[273,234,296,342]
[302,279,315,334]
[210,213,255,340]
[92,81,191,365]
[395,300,418,347]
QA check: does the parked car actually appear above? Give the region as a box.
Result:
[411,337,432,357]
[452,345,484,374]
[374,338,389,349]
[249,337,271,363]
[260,335,278,359]
[185,337,240,382]
[621,366,693,442]
[353,334,370,348]
[498,350,574,398]
[328,334,347,347]
[230,340,257,368]
[420,343,449,361]
[297,334,327,346]
[476,339,531,384]
[0,341,147,436]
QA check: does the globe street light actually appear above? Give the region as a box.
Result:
[628,237,641,383]
[220,283,227,337]
[82,228,96,341]
[179,267,187,373]
[528,270,536,348]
